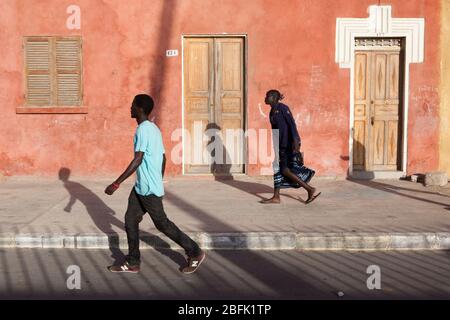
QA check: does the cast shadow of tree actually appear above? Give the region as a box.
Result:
[58,167,187,268]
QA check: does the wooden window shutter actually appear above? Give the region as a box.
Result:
[25,38,51,106]
[55,37,82,106]
[24,36,82,106]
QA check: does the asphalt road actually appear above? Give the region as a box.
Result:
[0,248,449,300]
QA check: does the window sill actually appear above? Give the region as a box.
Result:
[16,106,88,114]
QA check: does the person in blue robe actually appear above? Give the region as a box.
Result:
[261,89,321,204]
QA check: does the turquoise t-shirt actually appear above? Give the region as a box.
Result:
[133,120,165,197]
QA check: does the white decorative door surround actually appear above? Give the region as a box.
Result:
[335,5,424,178]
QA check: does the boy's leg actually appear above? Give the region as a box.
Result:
[139,194,202,258]
[124,188,146,266]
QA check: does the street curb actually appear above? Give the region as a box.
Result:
[1,232,450,250]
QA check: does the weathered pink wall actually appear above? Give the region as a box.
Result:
[0,0,440,177]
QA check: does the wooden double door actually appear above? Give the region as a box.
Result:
[183,37,245,174]
[353,39,404,172]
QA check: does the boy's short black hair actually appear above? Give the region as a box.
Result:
[133,94,154,115]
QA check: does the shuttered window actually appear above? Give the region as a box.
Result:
[24,36,82,106]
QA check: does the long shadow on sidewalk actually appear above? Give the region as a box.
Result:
[163,189,323,296]
[58,166,323,295]
[58,168,186,268]
[204,123,307,203]
[348,141,450,209]
[348,178,450,210]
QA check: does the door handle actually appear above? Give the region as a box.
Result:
[371,116,374,125]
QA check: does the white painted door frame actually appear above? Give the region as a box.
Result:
[335,5,424,179]
[181,34,248,175]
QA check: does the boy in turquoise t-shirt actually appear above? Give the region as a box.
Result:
[133,120,165,197]
[105,94,205,274]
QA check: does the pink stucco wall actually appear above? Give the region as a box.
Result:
[0,0,440,177]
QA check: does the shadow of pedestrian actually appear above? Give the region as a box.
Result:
[205,123,307,203]
[58,167,186,268]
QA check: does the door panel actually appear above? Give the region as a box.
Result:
[374,54,387,100]
[353,120,366,169]
[215,38,244,174]
[369,50,400,170]
[353,52,371,170]
[188,43,210,91]
[371,120,385,165]
[354,54,367,100]
[185,117,210,174]
[184,38,214,173]
[184,37,245,174]
[353,42,402,172]
[388,53,400,99]
[387,121,398,165]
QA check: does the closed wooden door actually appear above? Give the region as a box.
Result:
[184,37,245,174]
[353,41,402,171]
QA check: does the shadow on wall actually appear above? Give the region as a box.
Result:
[147,0,177,126]
[204,123,303,203]
[346,140,374,180]
[58,167,187,268]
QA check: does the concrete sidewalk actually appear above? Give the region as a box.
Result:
[0,175,449,250]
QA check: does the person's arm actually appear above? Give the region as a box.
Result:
[64,195,76,212]
[105,151,144,195]
[274,112,289,154]
[162,153,166,178]
[282,107,301,152]
[114,152,144,185]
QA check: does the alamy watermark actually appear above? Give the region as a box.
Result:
[66,5,81,30]
[366,265,381,290]
[170,122,280,175]
[66,265,81,290]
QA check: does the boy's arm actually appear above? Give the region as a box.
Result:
[105,151,144,195]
